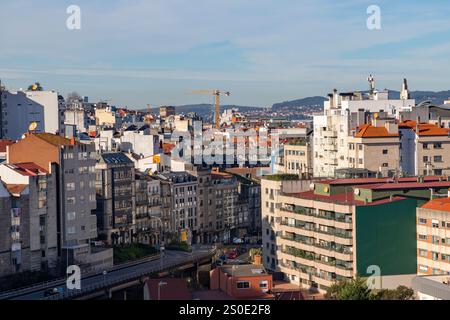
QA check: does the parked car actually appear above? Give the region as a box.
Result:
[233,237,244,244]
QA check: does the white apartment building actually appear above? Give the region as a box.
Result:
[0,89,64,140]
[313,78,416,178]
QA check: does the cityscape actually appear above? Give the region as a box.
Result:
[1,1,450,311]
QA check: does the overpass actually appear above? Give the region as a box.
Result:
[0,246,216,300]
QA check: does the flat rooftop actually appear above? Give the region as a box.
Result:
[220,264,269,277]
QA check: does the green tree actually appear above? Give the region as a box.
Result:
[326,277,372,300]
[371,286,414,300]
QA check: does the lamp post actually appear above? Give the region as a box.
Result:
[158,281,167,301]
[150,216,164,271]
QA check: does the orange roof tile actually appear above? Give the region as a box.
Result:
[422,197,450,212]
[34,133,73,146]
[163,143,175,154]
[354,124,399,138]
[4,184,28,196]
[399,121,450,136]
[0,140,13,153]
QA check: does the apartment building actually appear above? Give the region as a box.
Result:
[313,79,415,178]
[134,172,162,246]
[0,162,58,277]
[261,174,450,293]
[416,196,450,276]
[347,120,401,176]
[210,265,273,299]
[284,140,313,176]
[189,167,215,244]
[95,152,135,245]
[159,179,173,233]
[0,89,65,140]
[399,120,450,176]
[7,133,112,271]
[159,172,198,243]
[95,108,116,127]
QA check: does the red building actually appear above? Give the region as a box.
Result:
[210,265,273,299]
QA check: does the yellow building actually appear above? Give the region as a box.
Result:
[95,108,116,127]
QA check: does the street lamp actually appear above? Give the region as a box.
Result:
[157,281,167,301]
[150,216,164,271]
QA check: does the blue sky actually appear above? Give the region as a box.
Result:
[1,0,450,108]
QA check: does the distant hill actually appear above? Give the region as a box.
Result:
[174,104,262,118]
[272,96,327,111]
[388,90,450,105]
[271,90,450,113]
[141,90,450,118]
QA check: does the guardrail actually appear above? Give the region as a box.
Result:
[1,248,215,300]
[45,249,216,300]
[0,253,162,300]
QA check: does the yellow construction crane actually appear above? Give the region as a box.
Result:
[191,89,231,129]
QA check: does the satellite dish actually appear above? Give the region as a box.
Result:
[28,122,38,132]
[354,188,360,196]
[309,183,315,190]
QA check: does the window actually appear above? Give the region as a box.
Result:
[419,265,428,273]
[423,156,428,163]
[434,156,443,163]
[382,163,388,167]
[67,212,76,221]
[418,234,427,241]
[67,197,76,205]
[419,249,427,257]
[434,143,442,149]
[432,220,439,228]
[382,149,388,155]
[236,281,250,289]
[432,252,439,261]
[66,182,75,191]
[259,280,269,289]
[418,218,427,225]
[67,226,76,234]
[432,236,440,244]
[423,143,429,149]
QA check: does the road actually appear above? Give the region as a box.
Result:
[1,247,214,300]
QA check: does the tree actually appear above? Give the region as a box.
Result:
[327,279,415,300]
[326,277,372,300]
[371,286,414,300]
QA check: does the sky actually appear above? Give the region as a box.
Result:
[1,0,450,108]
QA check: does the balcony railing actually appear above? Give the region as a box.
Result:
[280,207,352,224]
[280,221,353,239]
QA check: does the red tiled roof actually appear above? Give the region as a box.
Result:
[399,120,450,136]
[319,176,445,186]
[421,197,450,212]
[34,133,74,146]
[163,143,175,154]
[293,189,407,206]
[0,139,13,153]
[7,162,48,176]
[355,124,399,138]
[361,180,450,190]
[4,184,28,196]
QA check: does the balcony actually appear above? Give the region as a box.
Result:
[283,247,315,261]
